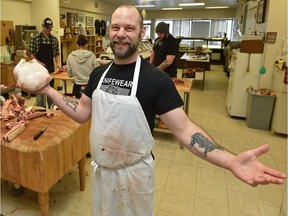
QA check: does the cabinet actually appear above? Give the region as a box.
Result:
[1,63,16,86]
[0,64,16,98]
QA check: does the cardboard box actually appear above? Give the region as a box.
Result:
[240,40,264,53]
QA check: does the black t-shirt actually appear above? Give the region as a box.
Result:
[152,34,179,77]
[84,58,183,131]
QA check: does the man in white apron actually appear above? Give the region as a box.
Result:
[21,4,286,216]
[89,56,155,215]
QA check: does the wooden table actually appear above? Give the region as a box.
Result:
[51,72,73,95]
[173,78,193,115]
[1,111,90,216]
[155,78,193,148]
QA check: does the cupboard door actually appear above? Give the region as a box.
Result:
[1,64,16,86]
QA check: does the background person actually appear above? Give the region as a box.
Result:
[66,34,99,99]
[149,21,179,78]
[21,5,286,216]
[28,17,62,108]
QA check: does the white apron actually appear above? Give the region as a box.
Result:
[90,56,155,216]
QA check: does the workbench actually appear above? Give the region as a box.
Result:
[154,78,193,148]
[1,111,90,216]
[180,52,211,71]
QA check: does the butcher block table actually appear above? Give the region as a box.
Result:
[1,110,91,216]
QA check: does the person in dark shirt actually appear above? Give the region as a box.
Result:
[20,5,286,216]
[149,22,179,78]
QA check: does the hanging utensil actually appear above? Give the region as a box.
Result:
[259,43,267,74]
[247,53,251,72]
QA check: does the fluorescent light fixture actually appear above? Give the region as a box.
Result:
[162,8,183,10]
[135,4,156,8]
[205,6,229,9]
[179,3,205,6]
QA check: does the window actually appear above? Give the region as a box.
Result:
[179,20,191,37]
[153,18,237,41]
[143,20,151,39]
[191,20,211,37]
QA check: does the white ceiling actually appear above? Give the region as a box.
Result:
[109,0,241,10]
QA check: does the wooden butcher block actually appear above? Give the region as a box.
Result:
[1,110,91,193]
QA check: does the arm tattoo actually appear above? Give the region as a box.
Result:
[189,132,224,157]
[62,96,79,112]
[157,60,170,71]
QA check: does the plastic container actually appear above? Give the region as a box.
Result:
[246,91,276,130]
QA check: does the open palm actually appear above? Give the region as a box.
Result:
[230,144,286,186]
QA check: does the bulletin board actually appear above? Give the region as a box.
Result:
[1,21,14,46]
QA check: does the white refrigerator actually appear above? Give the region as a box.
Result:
[226,51,262,117]
[271,61,287,134]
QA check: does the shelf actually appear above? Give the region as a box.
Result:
[61,30,103,58]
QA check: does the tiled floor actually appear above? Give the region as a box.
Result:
[1,65,287,216]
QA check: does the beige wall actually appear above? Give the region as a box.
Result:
[30,0,60,31]
[59,0,115,16]
[1,0,32,25]
[228,0,287,89]
[1,0,60,37]
[59,0,113,26]
[259,0,287,88]
[1,0,61,70]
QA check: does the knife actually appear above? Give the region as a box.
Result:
[33,125,48,140]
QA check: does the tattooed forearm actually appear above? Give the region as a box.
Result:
[189,132,224,157]
[62,96,79,112]
[157,60,170,71]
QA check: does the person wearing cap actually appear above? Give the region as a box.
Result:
[149,22,179,78]
[28,17,62,108]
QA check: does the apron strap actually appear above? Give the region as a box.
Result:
[91,160,100,176]
[130,56,141,97]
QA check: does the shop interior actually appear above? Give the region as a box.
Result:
[0,0,287,216]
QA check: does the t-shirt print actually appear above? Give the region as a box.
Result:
[100,77,133,96]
